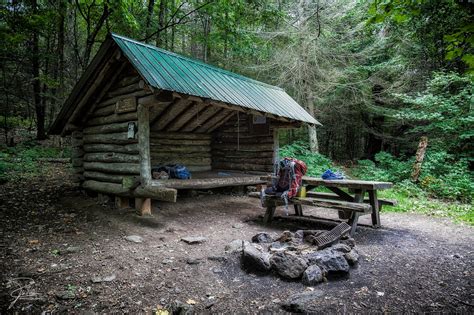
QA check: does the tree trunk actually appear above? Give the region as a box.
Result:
[145,0,155,43]
[306,91,319,153]
[156,0,167,47]
[411,136,428,182]
[31,0,46,140]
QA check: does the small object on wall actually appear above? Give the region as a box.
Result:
[116,97,137,114]
[127,122,136,139]
[252,115,267,124]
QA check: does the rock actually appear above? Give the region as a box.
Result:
[242,244,271,272]
[124,235,143,243]
[162,259,173,265]
[172,300,194,315]
[340,237,356,248]
[55,290,75,300]
[65,246,81,253]
[344,249,359,265]
[275,230,293,242]
[225,239,250,253]
[212,267,223,273]
[294,230,304,239]
[305,248,350,274]
[232,223,244,229]
[251,232,273,243]
[91,274,116,283]
[208,255,227,262]
[331,243,352,253]
[181,236,207,244]
[302,265,324,285]
[270,252,308,279]
[186,258,202,265]
[205,300,216,309]
[281,290,324,313]
[268,241,286,251]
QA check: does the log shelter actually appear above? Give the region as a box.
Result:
[49,33,321,214]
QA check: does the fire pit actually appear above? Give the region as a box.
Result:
[241,223,359,285]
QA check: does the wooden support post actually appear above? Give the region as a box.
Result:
[137,102,152,187]
[263,206,276,225]
[273,129,279,165]
[368,190,381,228]
[97,193,110,204]
[135,198,152,216]
[294,204,303,216]
[115,196,129,209]
[347,212,360,237]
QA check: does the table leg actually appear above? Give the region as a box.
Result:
[347,212,360,236]
[294,204,303,216]
[368,190,381,228]
[263,206,276,224]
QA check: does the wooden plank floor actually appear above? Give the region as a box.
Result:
[151,169,267,189]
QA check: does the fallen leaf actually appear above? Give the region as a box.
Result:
[29,239,39,245]
[186,299,197,305]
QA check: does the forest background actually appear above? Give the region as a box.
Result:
[1,0,472,223]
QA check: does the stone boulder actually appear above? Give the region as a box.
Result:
[305,248,350,274]
[344,249,359,265]
[241,244,271,272]
[331,243,352,254]
[281,290,324,313]
[270,252,308,279]
[225,239,250,253]
[251,232,274,243]
[302,265,325,286]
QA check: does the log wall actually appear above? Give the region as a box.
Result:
[80,72,149,185]
[211,113,275,173]
[149,131,212,172]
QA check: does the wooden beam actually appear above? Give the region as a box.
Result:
[207,111,237,132]
[79,56,128,126]
[152,97,193,130]
[137,103,152,186]
[83,143,139,154]
[167,102,207,131]
[83,162,140,174]
[82,180,177,202]
[194,108,231,133]
[180,105,221,132]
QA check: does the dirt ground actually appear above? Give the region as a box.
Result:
[1,165,473,313]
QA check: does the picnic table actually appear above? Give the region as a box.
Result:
[251,176,396,236]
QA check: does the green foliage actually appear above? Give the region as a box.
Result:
[378,186,473,225]
[352,150,473,202]
[352,152,412,182]
[395,72,473,158]
[279,141,333,177]
[0,143,69,183]
[0,116,32,129]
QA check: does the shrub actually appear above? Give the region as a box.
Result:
[279,141,333,177]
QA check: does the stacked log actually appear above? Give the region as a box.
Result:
[71,131,84,184]
[211,113,274,172]
[149,131,212,172]
[81,76,148,186]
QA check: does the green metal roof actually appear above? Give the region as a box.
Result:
[111,33,320,125]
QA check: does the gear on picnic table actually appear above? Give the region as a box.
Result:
[321,169,345,180]
[261,157,307,215]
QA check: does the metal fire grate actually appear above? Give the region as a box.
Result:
[311,222,351,249]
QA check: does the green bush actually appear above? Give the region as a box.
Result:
[279,141,334,176]
[352,152,412,182]
[352,150,473,202]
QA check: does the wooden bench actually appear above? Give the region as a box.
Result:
[305,191,397,211]
[248,192,372,236]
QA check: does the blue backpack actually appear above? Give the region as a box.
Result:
[152,164,191,179]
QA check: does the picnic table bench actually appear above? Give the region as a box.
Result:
[250,176,396,236]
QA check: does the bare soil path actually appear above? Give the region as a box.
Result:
[1,166,473,313]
